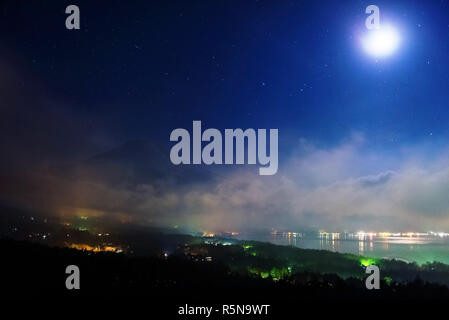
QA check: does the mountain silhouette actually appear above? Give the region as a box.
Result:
[53,140,226,188]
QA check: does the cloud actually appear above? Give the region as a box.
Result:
[4,134,449,233]
[357,171,396,187]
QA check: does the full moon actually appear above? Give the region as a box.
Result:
[361,25,400,57]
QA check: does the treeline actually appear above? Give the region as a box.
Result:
[1,238,449,300]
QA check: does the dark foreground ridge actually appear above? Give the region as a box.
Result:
[2,238,449,300]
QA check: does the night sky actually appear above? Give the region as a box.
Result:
[2,0,449,232]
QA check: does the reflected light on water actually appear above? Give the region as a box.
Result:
[359,240,364,255]
[248,230,449,264]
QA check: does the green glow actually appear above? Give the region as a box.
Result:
[270,267,290,279]
[248,268,258,275]
[248,268,268,278]
[360,258,377,267]
[384,276,392,285]
[248,266,291,280]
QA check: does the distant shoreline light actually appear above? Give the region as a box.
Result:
[268,230,449,238]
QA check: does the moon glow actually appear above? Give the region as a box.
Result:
[362,25,400,57]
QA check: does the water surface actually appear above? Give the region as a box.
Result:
[237,232,449,265]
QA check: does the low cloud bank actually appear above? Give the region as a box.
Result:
[4,134,449,233]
